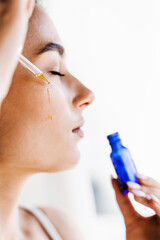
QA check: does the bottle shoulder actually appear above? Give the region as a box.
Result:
[110,146,129,158]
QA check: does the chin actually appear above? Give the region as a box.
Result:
[60,150,81,171]
[42,149,81,173]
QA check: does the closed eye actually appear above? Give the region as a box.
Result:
[50,71,65,77]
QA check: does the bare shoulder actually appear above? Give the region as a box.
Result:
[39,207,86,240]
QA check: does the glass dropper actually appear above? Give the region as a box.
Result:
[18,54,50,84]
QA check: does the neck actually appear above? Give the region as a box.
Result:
[110,140,123,151]
[0,163,31,240]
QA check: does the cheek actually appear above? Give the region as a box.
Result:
[0,79,80,171]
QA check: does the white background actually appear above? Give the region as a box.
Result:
[20,0,160,239]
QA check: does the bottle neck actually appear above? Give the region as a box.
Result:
[110,140,123,151]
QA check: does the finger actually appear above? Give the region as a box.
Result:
[1,0,32,24]
[0,0,8,17]
[127,182,160,199]
[137,174,160,189]
[111,177,140,225]
[26,0,35,19]
[141,187,160,198]
[128,186,152,208]
[0,0,33,100]
[133,193,160,217]
[150,198,160,217]
[134,194,152,208]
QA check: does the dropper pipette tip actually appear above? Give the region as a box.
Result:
[35,73,50,84]
[18,54,50,84]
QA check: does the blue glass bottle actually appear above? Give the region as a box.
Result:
[107,132,138,195]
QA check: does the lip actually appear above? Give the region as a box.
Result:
[72,121,84,138]
[72,127,84,138]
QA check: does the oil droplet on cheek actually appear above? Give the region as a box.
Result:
[35,73,50,84]
[47,88,51,103]
[46,88,52,120]
[48,115,53,120]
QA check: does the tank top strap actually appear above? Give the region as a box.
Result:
[19,205,63,240]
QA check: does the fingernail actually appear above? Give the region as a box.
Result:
[26,0,35,18]
[127,182,141,190]
[132,189,147,198]
[150,194,160,204]
[111,174,116,180]
[137,174,148,180]
[146,194,151,200]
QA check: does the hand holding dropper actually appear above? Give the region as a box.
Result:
[0,0,35,102]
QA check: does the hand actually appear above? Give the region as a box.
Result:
[112,175,160,240]
[0,0,35,102]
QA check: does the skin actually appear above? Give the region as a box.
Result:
[0,0,35,102]
[112,175,160,240]
[0,5,96,173]
[0,4,94,240]
[1,2,160,240]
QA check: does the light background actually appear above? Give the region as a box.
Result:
[20,0,160,239]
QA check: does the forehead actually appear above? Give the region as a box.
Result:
[23,5,61,58]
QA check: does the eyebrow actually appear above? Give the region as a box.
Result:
[37,42,65,56]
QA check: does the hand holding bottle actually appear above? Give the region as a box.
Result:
[127,174,160,216]
[112,175,160,240]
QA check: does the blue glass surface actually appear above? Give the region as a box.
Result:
[107,132,138,195]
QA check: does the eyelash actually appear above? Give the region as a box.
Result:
[50,71,65,77]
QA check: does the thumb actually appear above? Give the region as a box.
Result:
[111,176,140,225]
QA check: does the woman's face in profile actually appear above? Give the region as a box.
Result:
[0,5,94,173]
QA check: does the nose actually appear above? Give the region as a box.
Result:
[72,81,95,110]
